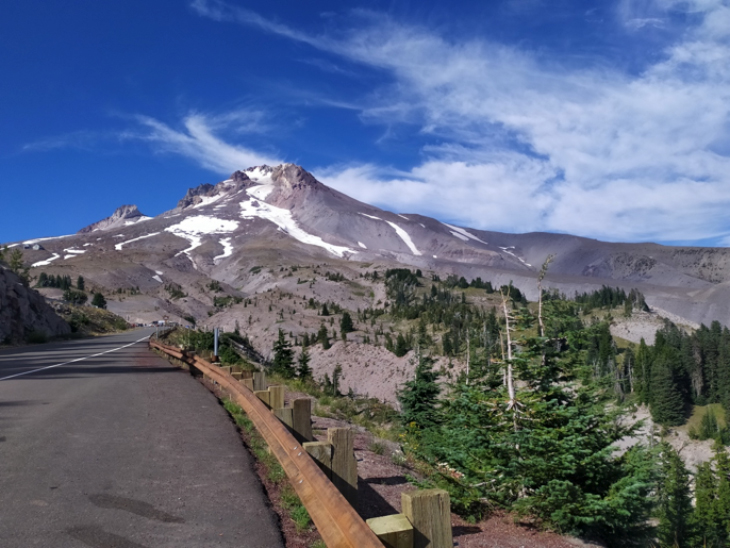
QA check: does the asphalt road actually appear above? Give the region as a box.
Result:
[0,329,284,548]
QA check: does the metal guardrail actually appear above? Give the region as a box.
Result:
[149,339,384,548]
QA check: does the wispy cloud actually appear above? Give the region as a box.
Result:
[131,112,280,173]
[22,130,112,152]
[190,1,730,244]
[190,0,321,47]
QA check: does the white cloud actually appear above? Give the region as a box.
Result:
[190,1,730,244]
[132,112,280,174]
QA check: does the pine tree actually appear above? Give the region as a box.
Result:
[91,292,107,309]
[714,445,730,543]
[650,348,686,426]
[321,303,329,316]
[77,275,85,291]
[317,323,330,350]
[340,311,354,334]
[395,333,409,357]
[635,338,652,404]
[694,461,723,547]
[272,328,294,378]
[398,355,440,430]
[296,348,312,379]
[656,444,695,548]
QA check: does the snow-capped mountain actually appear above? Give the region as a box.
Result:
[9,163,730,328]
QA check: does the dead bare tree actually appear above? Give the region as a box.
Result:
[500,287,517,418]
[537,255,554,339]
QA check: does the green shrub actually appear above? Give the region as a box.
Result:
[26,330,48,344]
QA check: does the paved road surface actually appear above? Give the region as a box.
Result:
[0,329,284,547]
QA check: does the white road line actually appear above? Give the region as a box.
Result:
[0,335,151,381]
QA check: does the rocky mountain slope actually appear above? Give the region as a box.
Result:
[0,267,70,344]
[6,163,730,329]
[78,204,150,233]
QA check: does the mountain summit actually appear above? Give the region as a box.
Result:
[78,204,150,234]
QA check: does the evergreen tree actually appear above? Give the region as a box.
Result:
[398,355,440,430]
[394,333,409,357]
[63,289,88,305]
[8,249,31,286]
[714,445,730,543]
[321,303,329,316]
[693,461,723,547]
[296,348,312,379]
[272,328,295,378]
[656,444,695,548]
[340,311,354,334]
[317,323,330,350]
[91,292,107,309]
[650,348,686,426]
[77,275,85,291]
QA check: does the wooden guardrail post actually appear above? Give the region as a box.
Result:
[269,385,285,410]
[328,428,358,507]
[240,378,254,391]
[274,407,294,429]
[254,390,271,408]
[253,371,267,391]
[304,441,333,479]
[401,489,452,548]
[366,514,414,548]
[292,398,313,442]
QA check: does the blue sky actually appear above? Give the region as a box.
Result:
[2,0,730,246]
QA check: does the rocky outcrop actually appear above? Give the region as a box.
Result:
[0,268,70,344]
[78,205,148,233]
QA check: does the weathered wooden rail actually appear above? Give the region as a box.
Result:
[150,339,385,548]
[150,338,454,548]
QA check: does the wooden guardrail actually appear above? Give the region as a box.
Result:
[149,339,384,548]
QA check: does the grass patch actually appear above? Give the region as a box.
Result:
[222,398,314,534]
[25,330,48,344]
[681,403,727,433]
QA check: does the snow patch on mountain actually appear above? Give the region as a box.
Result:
[397,214,409,220]
[245,166,275,185]
[23,235,72,245]
[124,216,152,226]
[247,184,274,201]
[63,248,86,255]
[152,275,163,283]
[165,216,239,261]
[214,237,234,262]
[240,200,354,258]
[31,253,60,267]
[193,194,226,209]
[450,231,470,242]
[115,232,161,251]
[499,246,532,267]
[386,221,422,256]
[443,223,488,245]
[359,213,382,221]
[358,242,367,249]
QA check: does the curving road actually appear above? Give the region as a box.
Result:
[0,329,284,548]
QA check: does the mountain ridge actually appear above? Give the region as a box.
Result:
[6,163,730,329]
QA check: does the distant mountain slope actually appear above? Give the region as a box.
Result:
[6,163,730,327]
